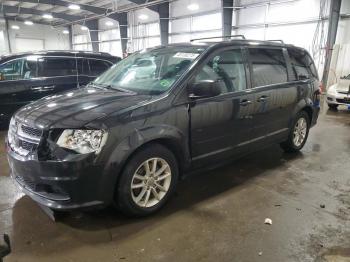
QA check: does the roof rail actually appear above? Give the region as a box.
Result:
[190,35,246,42]
[267,39,284,44]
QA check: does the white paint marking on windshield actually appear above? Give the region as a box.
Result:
[173,52,199,59]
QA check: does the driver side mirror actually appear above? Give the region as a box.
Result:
[189,80,221,99]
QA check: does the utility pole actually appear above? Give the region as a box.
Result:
[4,18,12,53]
[322,0,342,88]
[222,0,234,37]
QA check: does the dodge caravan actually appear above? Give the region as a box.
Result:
[7,38,321,216]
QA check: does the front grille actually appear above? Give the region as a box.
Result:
[336,98,350,104]
[8,119,42,157]
[15,175,70,201]
[20,140,38,151]
[20,125,42,138]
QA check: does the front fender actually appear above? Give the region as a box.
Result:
[107,124,189,168]
[97,124,190,204]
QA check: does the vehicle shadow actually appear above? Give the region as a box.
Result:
[9,144,304,255]
[325,107,350,116]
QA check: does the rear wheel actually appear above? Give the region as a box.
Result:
[328,104,338,110]
[280,111,310,153]
[115,144,178,217]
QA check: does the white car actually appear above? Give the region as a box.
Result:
[327,74,350,109]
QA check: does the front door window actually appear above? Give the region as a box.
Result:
[194,49,247,94]
[0,59,24,81]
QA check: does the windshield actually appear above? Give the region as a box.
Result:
[93,46,206,95]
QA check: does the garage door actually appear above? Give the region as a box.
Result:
[15,38,44,52]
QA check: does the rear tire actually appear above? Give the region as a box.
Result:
[328,104,338,110]
[115,144,179,217]
[280,111,310,153]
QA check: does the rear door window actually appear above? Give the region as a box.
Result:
[77,58,90,75]
[288,49,318,80]
[38,57,78,77]
[89,59,111,76]
[248,48,288,87]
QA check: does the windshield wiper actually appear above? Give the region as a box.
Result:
[88,83,110,90]
[111,86,136,94]
[90,83,135,94]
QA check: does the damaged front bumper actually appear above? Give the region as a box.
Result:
[6,139,110,211]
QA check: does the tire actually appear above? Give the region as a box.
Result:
[115,143,179,217]
[280,111,310,153]
[328,104,338,110]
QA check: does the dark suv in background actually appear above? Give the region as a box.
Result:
[7,38,320,217]
[0,50,120,126]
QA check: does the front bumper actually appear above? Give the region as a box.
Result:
[7,142,112,211]
[326,92,350,105]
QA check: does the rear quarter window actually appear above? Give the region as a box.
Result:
[288,49,318,80]
[89,59,112,76]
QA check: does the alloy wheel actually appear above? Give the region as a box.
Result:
[293,117,307,147]
[131,158,172,208]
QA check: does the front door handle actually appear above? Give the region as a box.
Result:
[240,99,252,106]
[257,95,269,102]
[31,85,55,92]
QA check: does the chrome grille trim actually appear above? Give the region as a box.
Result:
[18,124,42,142]
[8,119,42,157]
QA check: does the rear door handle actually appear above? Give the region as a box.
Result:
[257,95,269,102]
[240,99,252,106]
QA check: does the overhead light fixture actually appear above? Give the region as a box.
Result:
[11,25,20,30]
[105,21,114,26]
[187,3,199,10]
[68,4,80,10]
[62,29,69,34]
[24,20,33,25]
[138,14,149,20]
[42,13,53,19]
[81,25,88,31]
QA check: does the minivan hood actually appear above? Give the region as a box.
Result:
[15,87,153,129]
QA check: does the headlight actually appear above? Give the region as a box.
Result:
[8,117,17,145]
[56,129,108,154]
[327,86,337,95]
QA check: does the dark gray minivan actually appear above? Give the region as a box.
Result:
[7,38,321,217]
[0,50,120,126]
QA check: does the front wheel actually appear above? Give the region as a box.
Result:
[115,144,179,217]
[280,111,310,153]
